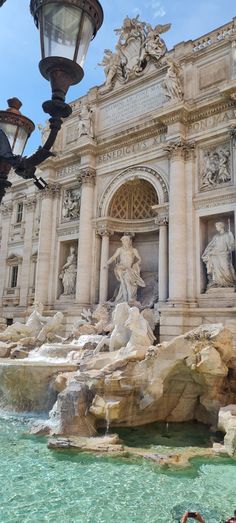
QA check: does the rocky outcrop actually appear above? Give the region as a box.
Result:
[47,323,235,435]
[0,360,77,412]
[214,404,236,456]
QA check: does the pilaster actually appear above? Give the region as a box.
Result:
[164,139,194,305]
[20,197,37,307]
[34,183,61,305]
[0,203,13,303]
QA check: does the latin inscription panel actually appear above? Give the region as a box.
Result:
[99,81,165,131]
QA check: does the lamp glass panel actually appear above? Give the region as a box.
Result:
[76,16,93,68]
[13,127,28,156]
[42,3,81,59]
[0,122,17,151]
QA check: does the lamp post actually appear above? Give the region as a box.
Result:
[0,0,103,202]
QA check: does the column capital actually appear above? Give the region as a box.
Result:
[96,227,114,237]
[164,138,195,160]
[155,214,169,227]
[77,168,96,186]
[40,182,61,199]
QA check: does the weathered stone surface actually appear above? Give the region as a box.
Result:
[0,341,15,358]
[216,404,236,456]
[48,381,97,437]
[44,323,235,436]
[0,360,77,412]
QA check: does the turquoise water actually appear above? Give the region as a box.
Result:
[0,414,236,523]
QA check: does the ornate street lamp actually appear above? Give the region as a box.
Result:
[0,0,103,202]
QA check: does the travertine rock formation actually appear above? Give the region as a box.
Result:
[44,323,235,436]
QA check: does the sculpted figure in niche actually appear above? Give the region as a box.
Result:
[106,236,145,304]
[78,103,95,138]
[202,221,236,288]
[163,59,183,101]
[59,247,77,296]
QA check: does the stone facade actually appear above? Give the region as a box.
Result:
[0,16,236,340]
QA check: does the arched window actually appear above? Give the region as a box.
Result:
[108,179,158,220]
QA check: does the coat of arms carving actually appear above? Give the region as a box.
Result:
[99,15,171,89]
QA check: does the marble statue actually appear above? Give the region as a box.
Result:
[59,247,77,296]
[107,235,145,304]
[109,302,131,351]
[125,307,155,351]
[78,102,95,138]
[201,147,231,188]
[99,47,123,88]
[99,16,170,87]
[62,189,81,221]
[141,23,168,64]
[37,311,64,343]
[0,303,46,342]
[163,59,183,101]
[202,221,236,288]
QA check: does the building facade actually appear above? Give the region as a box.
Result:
[0,16,236,339]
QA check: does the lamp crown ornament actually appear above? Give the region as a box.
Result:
[0,0,103,202]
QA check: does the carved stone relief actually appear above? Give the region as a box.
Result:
[62,188,81,222]
[162,58,183,101]
[199,143,232,190]
[77,101,95,139]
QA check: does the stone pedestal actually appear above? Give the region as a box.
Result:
[76,169,96,305]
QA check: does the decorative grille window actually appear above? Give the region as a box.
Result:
[109,180,158,220]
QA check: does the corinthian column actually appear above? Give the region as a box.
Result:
[34,183,61,305]
[76,168,96,305]
[156,215,168,302]
[20,197,36,307]
[98,229,112,303]
[165,139,194,305]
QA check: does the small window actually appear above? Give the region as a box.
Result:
[16,203,23,223]
[11,266,18,288]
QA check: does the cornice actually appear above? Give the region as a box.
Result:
[193,187,236,210]
[97,121,167,155]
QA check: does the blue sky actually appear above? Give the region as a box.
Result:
[0,0,235,154]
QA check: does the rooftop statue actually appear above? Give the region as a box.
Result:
[99,15,171,88]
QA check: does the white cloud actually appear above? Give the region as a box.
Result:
[145,1,166,18]
[132,6,143,17]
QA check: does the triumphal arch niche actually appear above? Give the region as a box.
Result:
[96,166,169,307]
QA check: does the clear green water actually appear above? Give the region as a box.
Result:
[0,414,236,523]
